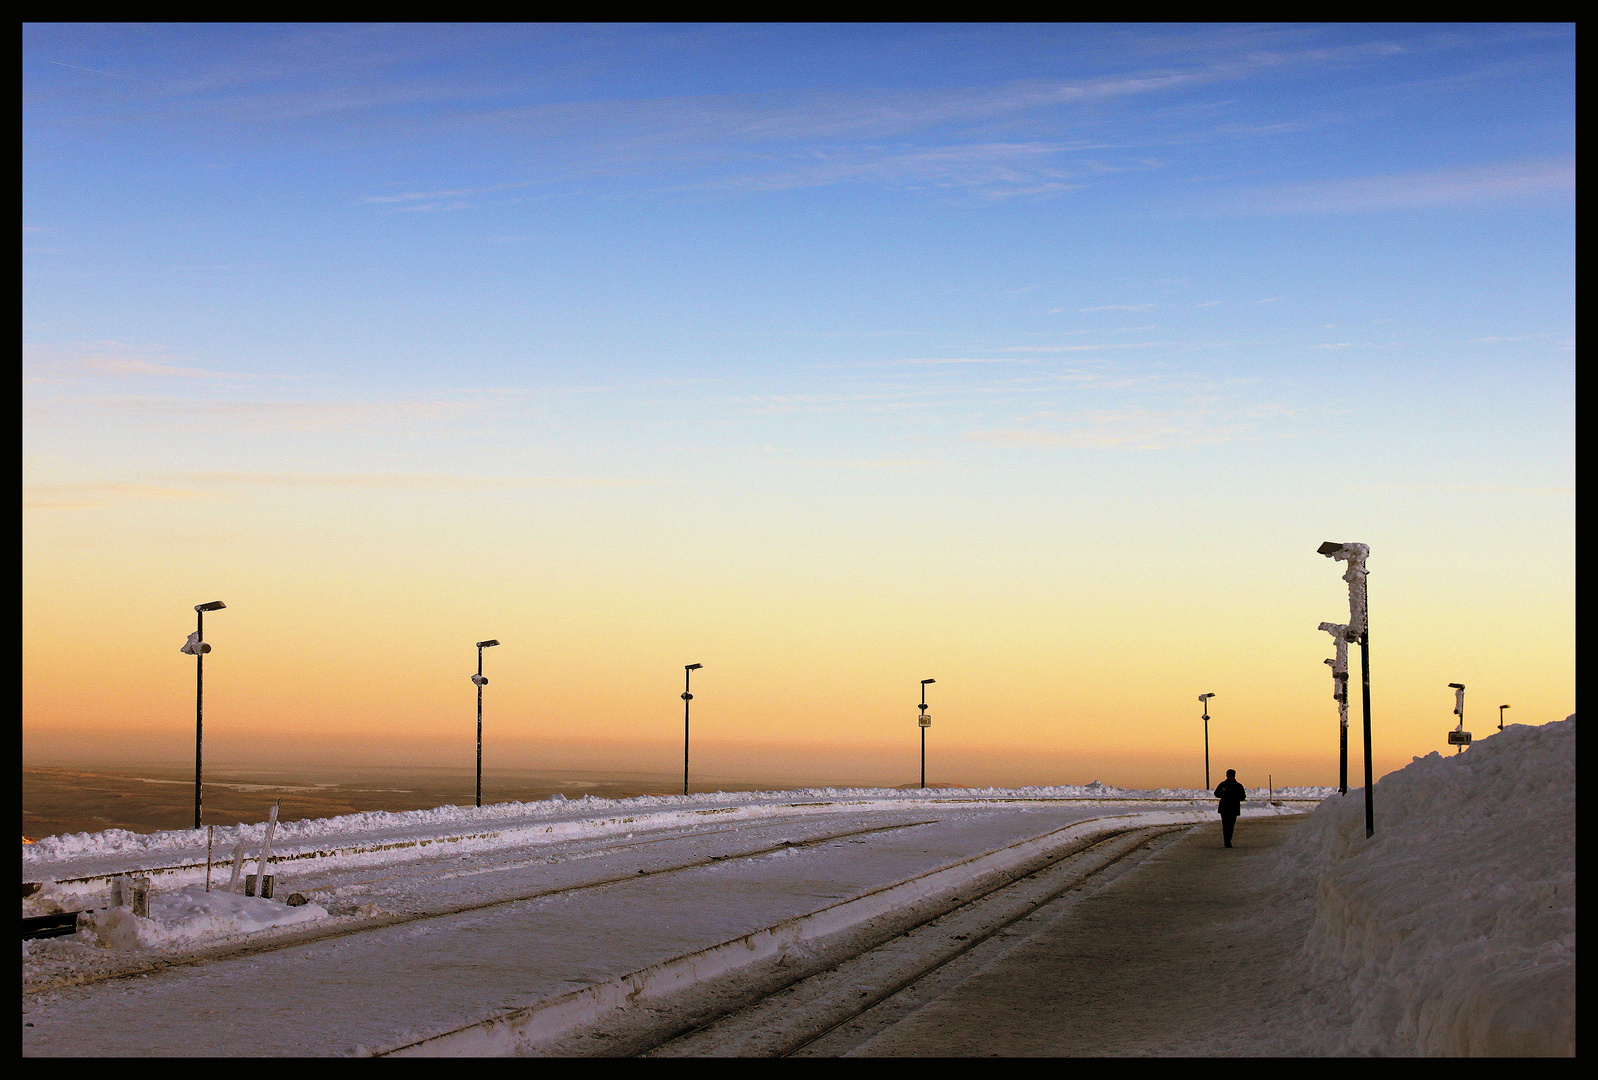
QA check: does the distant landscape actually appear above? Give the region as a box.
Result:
[21,764,826,840]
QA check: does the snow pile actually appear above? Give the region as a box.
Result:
[76,885,329,951]
[1278,717,1574,1056]
[22,783,1337,871]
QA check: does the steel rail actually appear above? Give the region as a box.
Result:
[22,818,937,993]
[634,825,1186,1058]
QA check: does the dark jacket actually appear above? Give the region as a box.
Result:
[1214,778,1246,815]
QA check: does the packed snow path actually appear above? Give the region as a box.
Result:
[837,814,1330,1056]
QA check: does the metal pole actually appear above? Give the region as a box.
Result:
[919,680,930,789]
[1361,626,1373,838]
[476,645,484,808]
[682,668,693,796]
[1203,710,1210,790]
[194,608,204,830]
[1500,704,1508,731]
[1339,691,1348,795]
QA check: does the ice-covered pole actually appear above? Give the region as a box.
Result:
[1449,682,1467,755]
[1319,542,1369,638]
[1319,542,1373,837]
[1319,621,1351,794]
[252,800,280,896]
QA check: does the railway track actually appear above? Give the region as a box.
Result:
[380,820,1193,1056]
[22,816,939,993]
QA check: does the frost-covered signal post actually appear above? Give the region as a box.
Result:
[1318,541,1374,838]
[1317,622,1350,794]
[1448,683,1470,753]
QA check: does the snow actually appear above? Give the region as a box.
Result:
[20,782,1324,886]
[1321,540,1369,637]
[74,886,330,950]
[21,718,1573,1056]
[1273,716,1575,1055]
[1318,621,1351,729]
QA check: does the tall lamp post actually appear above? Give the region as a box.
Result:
[682,664,702,796]
[918,679,935,789]
[1198,693,1216,789]
[1319,541,1373,838]
[473,639,499,808]
[182,601,226,830]
[1499,704,1510,731]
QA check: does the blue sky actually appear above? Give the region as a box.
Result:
[23,24,1573,785]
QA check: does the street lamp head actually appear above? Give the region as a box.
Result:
[476,639,500,648]
[922,679,935,685]
[1317,541,1346,556]
[1448,683,1464,690]
[686,663,702,671]
[1199,693,1215,702]
[195,601,226,612]
[1500,704,1510,709]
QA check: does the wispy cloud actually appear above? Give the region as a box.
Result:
[687,142,1098,197]
[361,181,532,204]
[340,37,1433,201]
[890,357,1038,365]
[167,472,640,489]
[24,342,261,382]
[23,471,643,509]
[964,404,1289,450]
[23,482,213,509]
[27,396,503,433]
[1222,158,1573,214]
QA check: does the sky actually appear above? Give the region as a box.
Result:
[23,23,1573,790]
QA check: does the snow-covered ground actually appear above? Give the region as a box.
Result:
[1278,716,1575,1056]
[21,721,1573,1056]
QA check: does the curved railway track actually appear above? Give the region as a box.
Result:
[22,816,940,994]
[380,821,1191,1056]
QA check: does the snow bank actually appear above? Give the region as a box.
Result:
[76,885,330,950]
[1277,717,1574,1056]
[23,782,1334,870]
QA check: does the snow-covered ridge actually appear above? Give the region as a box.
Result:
[1276,717,1574,1056]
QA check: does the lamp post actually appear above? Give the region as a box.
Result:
[918,679,935,789]
[1499,704,1510,731]
[473,639,499,808]
[1319,541,1373,837]
[682,664,702,796]
[182,601,226,830]
[1198,693,1216,789]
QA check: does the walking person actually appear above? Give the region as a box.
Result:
[1214,769,1246,848]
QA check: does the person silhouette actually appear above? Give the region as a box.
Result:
[1214,769,1246,847]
